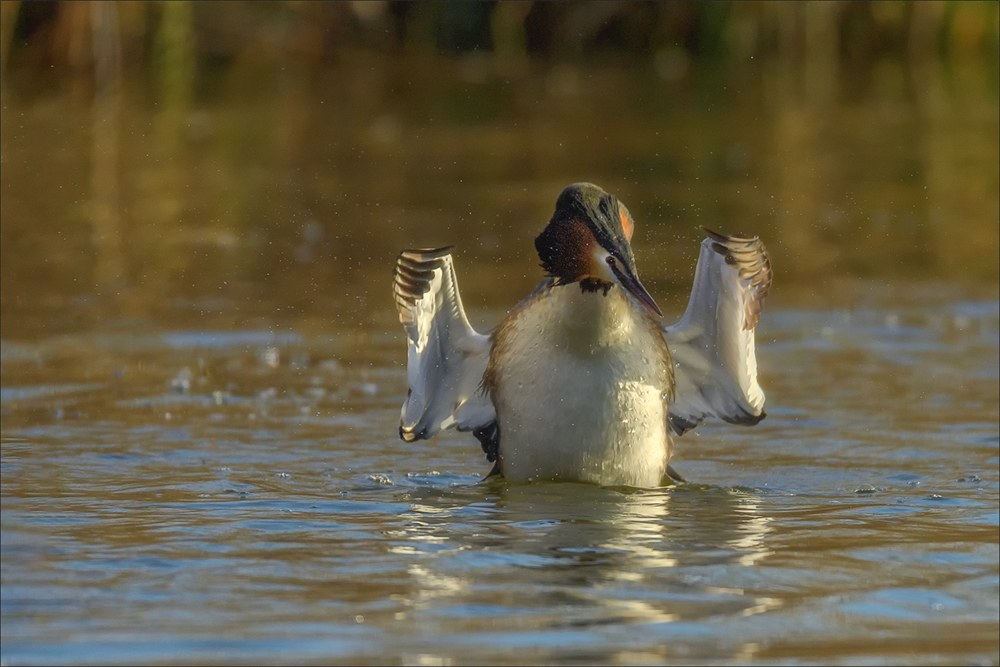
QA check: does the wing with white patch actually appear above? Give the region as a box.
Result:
[393,247,495,442]
[663,229,772,435]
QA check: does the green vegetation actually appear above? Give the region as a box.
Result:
[1,1,997,88]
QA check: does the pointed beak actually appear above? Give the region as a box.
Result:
[608,259,662,317]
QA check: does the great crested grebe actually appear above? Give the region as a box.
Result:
[393,183,772,487]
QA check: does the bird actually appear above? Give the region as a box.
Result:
[392,182,772,488]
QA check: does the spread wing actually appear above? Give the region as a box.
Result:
[663,229,772,435]
[393,247,495,441]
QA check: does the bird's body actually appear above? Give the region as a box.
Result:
[486,278,673,487]
[392,183,772,487]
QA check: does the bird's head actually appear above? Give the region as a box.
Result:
[535,183,662,317]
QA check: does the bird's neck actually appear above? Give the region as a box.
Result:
[544,281,638,355]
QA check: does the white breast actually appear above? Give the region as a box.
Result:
[490,283,673,487]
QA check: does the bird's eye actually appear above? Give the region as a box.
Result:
[605,256,616,268]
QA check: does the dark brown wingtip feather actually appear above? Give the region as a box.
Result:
[392,246,455,323]
[720,407,767,426]
[702,228,772,331]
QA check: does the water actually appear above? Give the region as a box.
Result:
[2,54,999,664]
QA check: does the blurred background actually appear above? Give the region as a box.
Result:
[1,0,997,340]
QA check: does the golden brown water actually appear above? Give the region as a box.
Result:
[2,52,998,665]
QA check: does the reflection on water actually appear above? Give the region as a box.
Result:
[2,31,999,667]
[395,482,776,633]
